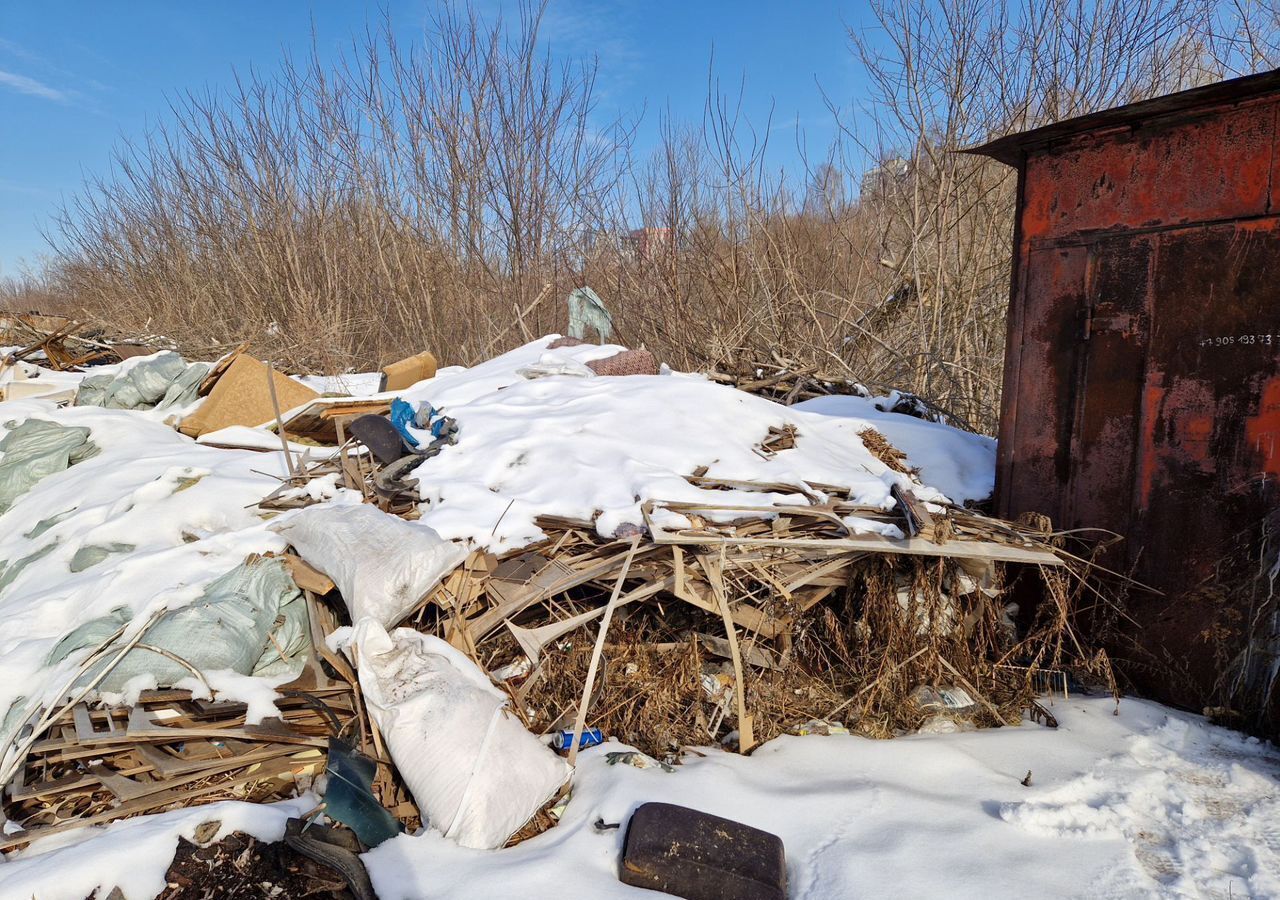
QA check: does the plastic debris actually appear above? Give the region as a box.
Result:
[0,419,98,515]
[605,751,675,773]
[271,504,466,628]
[322,737,403,848]
[75,351,210,411]
[793,719,850,737]
[348,619,569,850]
[910,685,978,714]
[46,557,309,692]
[567,287,613,342]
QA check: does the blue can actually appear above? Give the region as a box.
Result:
[552,728,604,751]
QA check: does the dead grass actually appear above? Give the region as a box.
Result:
[858,427,913,474]
[8,2,1274,434]
[478,552,1117,758]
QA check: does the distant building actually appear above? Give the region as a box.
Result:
[622,227,675,262]
[858,158,910,202]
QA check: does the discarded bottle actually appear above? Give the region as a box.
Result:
[552,728,604,751]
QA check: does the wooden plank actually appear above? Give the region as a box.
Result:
[669,565,786,639]
[89,743,299,804]
[702,551,755,753]
[0,755,307,852]
[781,554,862,592]
[282,553,336,594]
[465,546,660,642]
[567,537,641,767]
[279,397,393,445]
[891,483,937,540]
[643,502,1062,566]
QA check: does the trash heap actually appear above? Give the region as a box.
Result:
[0,327,1114,885]
[0,312,181,380]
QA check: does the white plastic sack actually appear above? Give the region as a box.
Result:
[350,619,569,849]
[271,504,466,627]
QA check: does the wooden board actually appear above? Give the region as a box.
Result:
[279,397,393,445]
[643,502,1063,566]
[178,353,320,438]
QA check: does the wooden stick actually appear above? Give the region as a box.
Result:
[939,655,1011,726]
[566,536,640,768]
[265,361,299,480]
[703,547,755,753]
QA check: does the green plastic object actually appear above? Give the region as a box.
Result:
[324,737,404,848]
[46,557,310,691]
[567,287,613,343]
[74,352,210,411]
[0,420,98,514]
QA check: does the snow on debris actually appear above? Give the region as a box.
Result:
[398,337,968,553]
[3,337,1276,897]
[793,393,997,505]
[0,400,291,749]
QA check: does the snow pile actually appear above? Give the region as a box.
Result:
[398,337,987,553]
[793,394,996,505]
[0,337,993,755]
[0,341,1276,897]
[362,698,1280,899]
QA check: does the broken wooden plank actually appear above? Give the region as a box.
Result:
[701,551,755,753]
[0,754,309,852]
[282,553,336,594]
[891,483,937,541]
[643,501,1062,566]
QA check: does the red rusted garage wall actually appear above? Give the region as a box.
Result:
[974,74,1280,717]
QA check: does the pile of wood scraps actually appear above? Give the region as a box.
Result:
[1,690,339,852]
[389,481,1087,761]
[0,589,402,853]
[0,313,126,371]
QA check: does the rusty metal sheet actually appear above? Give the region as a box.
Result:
[1065,235,1153,540]
[1021,101,1275,243]
[998,244,1087,523]
[983,82,1280,725]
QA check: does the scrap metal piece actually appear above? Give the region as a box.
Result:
[322,737,403,849]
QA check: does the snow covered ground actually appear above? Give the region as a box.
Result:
[363,697,1280,899]
[0,338,1276,898]
[2,697,1276,899]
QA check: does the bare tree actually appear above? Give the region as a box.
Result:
[8,0,1272,433]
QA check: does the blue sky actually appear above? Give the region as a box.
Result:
[0,1,872,276]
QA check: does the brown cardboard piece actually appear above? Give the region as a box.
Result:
[178,353,320,438]
[379,350,437,392]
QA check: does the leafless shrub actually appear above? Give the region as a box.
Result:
[8,0,1277,433]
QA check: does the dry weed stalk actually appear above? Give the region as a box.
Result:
[4,1,1273,433]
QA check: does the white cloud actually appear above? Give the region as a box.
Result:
[0,69,66,102]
